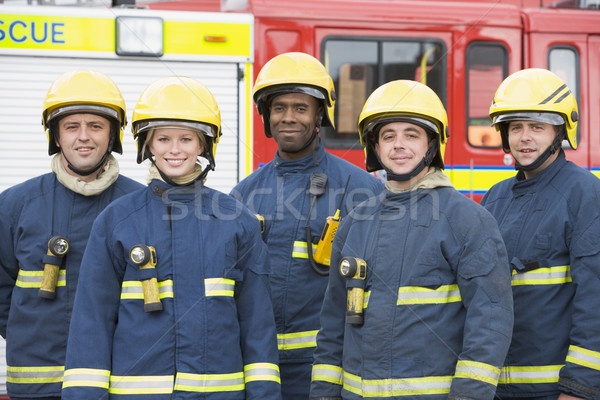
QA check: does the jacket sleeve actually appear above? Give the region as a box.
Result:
[449,209,514,400]
[62,214,122,400]
[235,217,282,400]
[0,191,17,339]
[558,212,600,400]
[310,215,354,399]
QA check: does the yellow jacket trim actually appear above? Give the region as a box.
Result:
[498,365,562,384]
[121,280,174,300]
[397,284,461,305]
[62,368,110,389]
[312,364,343,386]
[292,241,317,259]
[205,278,235,297]
[343,370,452,397]
[277,330,319,350]
[511,265,571,286]
[454,360,501,386]
[16,269,66,288]
[244,363,281,384]
[174,371,245,392]
[109,375,174,394]
[7,365,64,384]
[566,345,600,371]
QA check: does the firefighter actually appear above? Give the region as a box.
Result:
[0,69,143,400]
[230,52,383,400]
[310,80,514,400]
[62,76,281,400]
[482,68,600,400]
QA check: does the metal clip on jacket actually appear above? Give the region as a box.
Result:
[130,244,162,312]
[39,236,69,299]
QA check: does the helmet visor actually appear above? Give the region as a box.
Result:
[493,111,565,126]
[257,84,327,106]
[364,115,440,142]
[47,104,121,125]
[134,120,216,138]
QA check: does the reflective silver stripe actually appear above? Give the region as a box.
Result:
[512,265,571,286]
[499,365,562,384]
[205,278,235,297]
[566,345,600,371]
[343,370,452,397]
[292,241,316,259]
[174,371,245,392]
[121,280,174,299]
[62,368,110,389]
[397,284,461,305]
[312,364,343,386]
[364,291,371,309]
[454,360,500,385]
[277,330,318,350]
[109,375,174,394]
[244,363,280,384]
[7,365,64,384]
[16,269,66,288]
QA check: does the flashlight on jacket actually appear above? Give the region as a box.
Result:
[39,236,69,299]
[130,245,162,312]
[339,257,367,325]
[255,214,265,234]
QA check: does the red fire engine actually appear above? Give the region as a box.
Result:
[149,0,600,201]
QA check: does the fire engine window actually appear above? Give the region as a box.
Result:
[321,37,446,149]
[548,46,580,147]
[466,43,508,148]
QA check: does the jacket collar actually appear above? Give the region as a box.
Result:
[512,150,567,193]
[273,138,326,174]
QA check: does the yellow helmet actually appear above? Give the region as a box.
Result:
[42,69,126,155]
[131,76,221,170]
[489,68,579,151]
[253,52,336,137]
[358,80,448,173]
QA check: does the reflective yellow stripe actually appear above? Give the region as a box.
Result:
[454,360,500,386]
[174,371,244,392]
[121,280,174,300]
[62,368,110,389]
[277,330,318,350]
[7,365,64,384]
[292,241,317,259]
[566,345,600,371]
[512,265,571,286]
[205,278,235,297]
[364,290,371,309]
[499,365,562,384]
[244,363,280,384]
[397,284,461,305]
[16,269,66,288]
[312,364,343,386]
[109,375,174,394]
[343,370,452,397]
[447,167,516,196]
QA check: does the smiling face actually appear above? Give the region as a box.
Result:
[375,121,431,189]
[148,128,204,178]
[507,120,559,178]
[56,113,112,182]
[268,92,322,160]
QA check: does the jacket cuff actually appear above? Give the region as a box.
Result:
[558,376,599,400]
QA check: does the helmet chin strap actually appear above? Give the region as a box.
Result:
[514,128,564,172]
[370,140,438,182]
[60,134,115,177]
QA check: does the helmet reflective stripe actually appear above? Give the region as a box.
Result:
[540,83,570,104]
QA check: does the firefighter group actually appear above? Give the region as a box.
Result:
[0,52,598,400]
